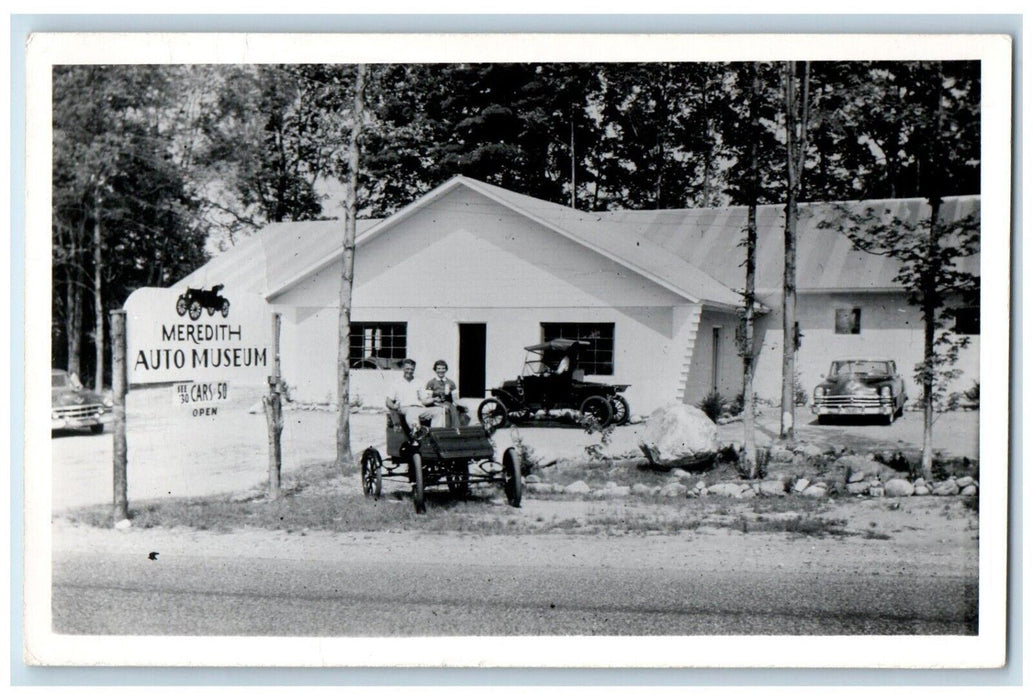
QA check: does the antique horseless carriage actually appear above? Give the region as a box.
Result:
[477,339,630,431]
[360,410,524,514]
[176,284,230,321]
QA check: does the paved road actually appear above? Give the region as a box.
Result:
[53,549,977,637]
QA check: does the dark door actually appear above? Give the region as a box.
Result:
[458,324,487,398]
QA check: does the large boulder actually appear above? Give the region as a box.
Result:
[639,404,718,466]
[884,478,915,498]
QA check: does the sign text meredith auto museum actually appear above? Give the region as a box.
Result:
[123,286,271,386]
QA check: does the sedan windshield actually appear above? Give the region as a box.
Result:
[830,361,891,376]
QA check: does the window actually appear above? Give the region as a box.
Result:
[954,307,980,335]
[349,322,407,369]
[540,322,614,375]
[834,308,861,335]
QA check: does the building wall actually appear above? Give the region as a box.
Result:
[751,291,980,405]
[682,308,746,406]
[271,188,704,415]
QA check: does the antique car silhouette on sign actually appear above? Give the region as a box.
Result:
[176,284,230,321]
[477,339,630,430]
[811,359,908,425]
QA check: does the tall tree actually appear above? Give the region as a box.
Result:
[780,61,811,440]
[824,62,980,479]
[336,64,366,471]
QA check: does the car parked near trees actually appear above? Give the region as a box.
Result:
[52,369,113,434]
[812,359,907,425]
[477,339,630,430]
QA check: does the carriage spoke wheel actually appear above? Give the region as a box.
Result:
[446,462,471,499]
[188,300,203,321]
[580,395,613,428]
[360,449,382,499]
[175,296,188,316]
[410,453,426,514]
[502,447,523,508]
[477,398,509,433]
[610,395,630,425]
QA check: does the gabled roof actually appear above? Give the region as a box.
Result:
[176,218,381,296]
[596,196,980,293]
[266,175,746,310]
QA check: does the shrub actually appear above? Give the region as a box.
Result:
[727,392,745,417]
[697,390,724,421]
[964,381,980,406]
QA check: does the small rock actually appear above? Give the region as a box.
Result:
[768,447,795,464]
[847,470,867,484]
[913,484,931,496]
[767,472,788,484]
[608,485,631,498]
[961,485,977,496]
[846,482,870,495]
[631,483,653,496]
[526,483,549,494]
[659,483,688,498]
[956,476,975,488]
[884,478,915,497]
[792,478,810,493]
[709,482,747,497]
[736,488,758,499]
[565,480,591,495]
[914,477,926,487]
[794,443,825,458]
[697,486,710,497]
[114,519,132,531]
[525,474,541,484]
[801,485,827,498]
[694,480,707,492]
[604,481,618,489]
[932,481,960,497]
[669,469,690,480]
[869,485,885,498]
[760,480,787,496]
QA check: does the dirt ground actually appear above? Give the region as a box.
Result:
[51,386,980,512]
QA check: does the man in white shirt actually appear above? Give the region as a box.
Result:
[386,358,445,430]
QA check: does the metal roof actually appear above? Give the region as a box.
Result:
[176,178,979,307]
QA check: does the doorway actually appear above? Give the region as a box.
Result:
[711,327,721,393]
[458,324,487,398]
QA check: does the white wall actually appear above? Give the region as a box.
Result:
[682,308,745,406]
[271,188,703,415]
[751,291,980,404]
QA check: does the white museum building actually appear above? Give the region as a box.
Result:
[175,176,980,416]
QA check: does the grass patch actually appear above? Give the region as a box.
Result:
[735,514,850,538]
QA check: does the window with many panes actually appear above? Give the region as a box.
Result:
[349,322,407,369]
[540,322,614,375]
[834,308,861,335]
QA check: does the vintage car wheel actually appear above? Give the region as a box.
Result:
[89,424,105,435]
[175,295,188,316]
[206,306,216,316]
[502,447,523,508]
[580,395,613,428]
[477,398,509,432]
[360,448,383,499]
[220,299,230,318]
[609,395,630,425]
[446,462,471,498]
[411,453,426,514]
[188,300,203,321]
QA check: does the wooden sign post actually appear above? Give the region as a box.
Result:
[263,313,283,499]
[110,309,129,524]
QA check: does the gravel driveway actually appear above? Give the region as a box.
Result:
[51,386,979,512]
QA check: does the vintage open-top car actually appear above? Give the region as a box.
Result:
[477,338,630,430]
[360,409,523,514]
[812,359,908,424]
[52,369,113,434]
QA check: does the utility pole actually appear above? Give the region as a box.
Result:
[264,312,283,499]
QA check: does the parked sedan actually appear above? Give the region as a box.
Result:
[812,359,907,425]
[52,369,113,434]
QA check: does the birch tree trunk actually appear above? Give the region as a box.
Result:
[66,220,84,379]
[742,62,760,478]
[336,64,366,472]
[780,61,810,442]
